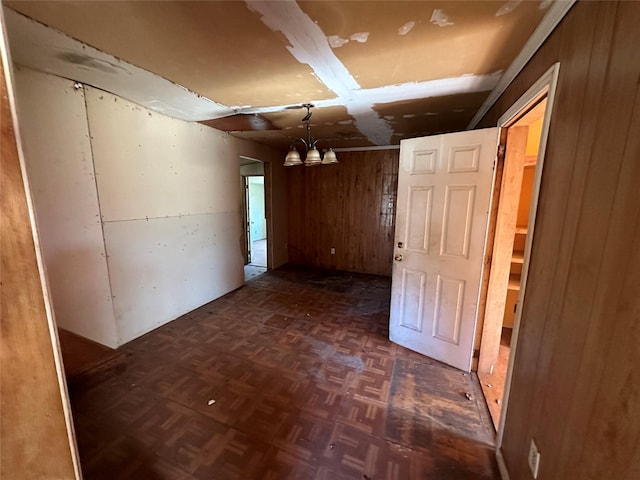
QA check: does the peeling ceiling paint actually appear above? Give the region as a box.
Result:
[496,1,524,17]
[398,21,416,36]
[4,0,557,150]
[430,9,454,27]
[350,32,369,43]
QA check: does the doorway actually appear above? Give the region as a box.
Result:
[240,158,267,282]
[478,98,547,428]
[246,175,267,266]
[476,64,559,434]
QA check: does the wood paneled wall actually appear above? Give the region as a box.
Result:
[478,1,640,478]
[0,55,78,477]
[287,150,398,276]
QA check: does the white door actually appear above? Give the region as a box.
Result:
[390,128,498,371]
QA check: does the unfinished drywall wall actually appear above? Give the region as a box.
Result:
[12,65,289,347]
[84,86,244,344]
[13,67,117,348]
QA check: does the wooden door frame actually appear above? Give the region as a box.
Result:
[241,175,251,265]
[239,156,271,270]
[482,63,560,477]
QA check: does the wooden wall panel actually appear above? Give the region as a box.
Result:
[478,1,640,478]
[0,53,78,478]
[287,150,398,276]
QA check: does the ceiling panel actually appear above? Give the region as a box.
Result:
[5,0,335,106]
[4,0,558,150]
[299,1,547,88]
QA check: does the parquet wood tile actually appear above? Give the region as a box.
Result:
[318,360,358,393]
[233,396,294,443]
[260,372,309,406]
[259,448,318,480]
[319,423,412,480]
[299,383,345,421]
[337,395,387,437]
[68,265,498,479]
[190,429,273,479]
[270,410,334,463]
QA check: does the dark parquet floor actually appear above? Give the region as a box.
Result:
[70,265,498,480]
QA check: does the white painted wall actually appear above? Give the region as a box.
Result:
[85,86,244,344]
[240,161,264,176]
[13,67,118,347]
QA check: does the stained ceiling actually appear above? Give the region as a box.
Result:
[3,0,559,151]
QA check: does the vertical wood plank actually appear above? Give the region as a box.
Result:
[574,82,640,479]
[287,150,398,276]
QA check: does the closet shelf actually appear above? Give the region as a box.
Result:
[511,251,525,264]
[508,273,521,291]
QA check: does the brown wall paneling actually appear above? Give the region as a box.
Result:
[0,56,79,477]
[478,1,640,479]
[287,150,398,276]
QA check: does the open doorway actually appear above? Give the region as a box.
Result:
[476,64,559,432]
[478,98,547,427]
[246,175,267,266]
[240,158,267,282]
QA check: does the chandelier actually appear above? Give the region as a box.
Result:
[283,104,338,167]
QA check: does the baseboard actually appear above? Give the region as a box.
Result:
[496,448,511,480]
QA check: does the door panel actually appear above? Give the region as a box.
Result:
[390,128,498,371]
[433,274,465,344]
[441,185,476,258]
[405,186,433,252]
[399,268,426,331]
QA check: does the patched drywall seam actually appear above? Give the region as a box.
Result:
[245,0,358,97]
[245,0,393,143]
[7,2,505,146]
[245,0,499,145]
[496,1,523,17]
[350,32,369,43]
[430,9,454,27]
[328,35,349,48]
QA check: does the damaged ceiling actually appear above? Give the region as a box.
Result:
[3,0,562,151]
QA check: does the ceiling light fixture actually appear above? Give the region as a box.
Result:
[284,104,338,167]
